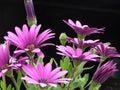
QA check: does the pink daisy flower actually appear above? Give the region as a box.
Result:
[0,43,29,77]
[4,24,55,57]
[0,43,10,77]
[22,63,71,87]
[94,42,120,58]
[67,37,99,48]
[63,19,105,36]
[56,45,99,62]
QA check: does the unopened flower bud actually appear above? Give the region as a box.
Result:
[59,33,67,45]
[24,0,37,26]
[93,61,117,84]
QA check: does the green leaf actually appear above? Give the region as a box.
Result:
[50,58,54,64]
[17,71,22,90]
[70,78,82,90]
[7,84,12,90]
[27,84,36,90]
[47,85,62,90]
[70,74,89,90]
[60,57,73,77]
[0,81,6,90]
[27,83,40,90]
[74,62,86,77]
[67,63,73,77]
[80,74,89,88]
[52,58,58,67]
[7,84,15,90]
[12,87,15,90]
[60,57,72,70]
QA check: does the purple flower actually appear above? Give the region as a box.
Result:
[4,24,55,57]
[24,0,37,26]
[63,19,105,36]
[94,42,120,59]
[0,43,29,77]
[9,56,29,70]
[56,45,99,62]
[67,37,99,48]
[0,43,10,77]
[93,61,117,84]
[22,63,71,87]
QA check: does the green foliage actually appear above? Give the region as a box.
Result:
[47,85,62,90]
[17,71,22,90]
[7,84,15,90]
[36,56,44,65]
[0,80,6,90]
[74,62,86,77]
[60,57,73,77]
[88,81,101,90]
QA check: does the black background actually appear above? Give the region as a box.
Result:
[0,0,120,90]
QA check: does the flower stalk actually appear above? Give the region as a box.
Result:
[11,76,19,90]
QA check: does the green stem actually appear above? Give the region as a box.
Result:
[96,61,103,71]
[22,80,29,90]
[88,81,101,90]
[2,75,7,90]
[20,71,29,90]
[27,52,35,65]
[11,76,19,90]
[67,68,76,90]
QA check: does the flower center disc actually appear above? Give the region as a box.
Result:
[26,44,35,51]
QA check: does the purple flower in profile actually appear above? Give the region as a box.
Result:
[0,43,10,77]
[24,0,37,26]
[67,37,99,48]
[22,63,71,87]
[94,42,120,59]
[4,24,55,57]
[24,0,36,20]
[93,61,117,84]
[63,19,105,36]
[56,45,99,62]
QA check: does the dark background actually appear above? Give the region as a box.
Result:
[0,0,120,90]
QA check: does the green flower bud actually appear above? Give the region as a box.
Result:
[59,33,67,45]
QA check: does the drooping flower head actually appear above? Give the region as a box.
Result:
[63,19,105,37]
[22,63,71,87]
[4,24,55,57]
[67,37,99,49]
[93,61,117,84]
[94,42,120,60]
[0,43,10,77]
[56,45,99,62]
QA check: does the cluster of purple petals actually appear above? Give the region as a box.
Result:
[63,19,105,36]
[93,61,117,84]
